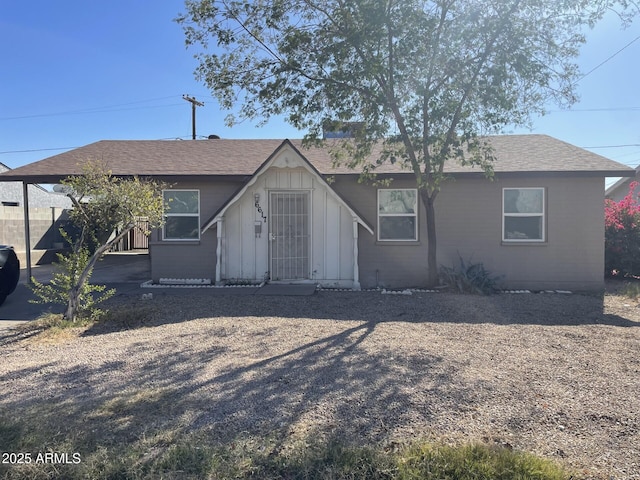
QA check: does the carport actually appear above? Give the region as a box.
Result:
[0,164,153,283]
[0,176,64,283]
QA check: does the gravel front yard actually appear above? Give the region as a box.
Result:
[1,290,639,479]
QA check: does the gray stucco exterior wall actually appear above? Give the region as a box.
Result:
[435,176,605,290]
[333,175,605,291]
[331,176,429,289]
[149,180,243,283]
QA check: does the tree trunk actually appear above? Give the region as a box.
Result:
[63,225,134,321]
[421,190,438,287]
[64,285,80,321]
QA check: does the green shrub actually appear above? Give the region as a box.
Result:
[29,245,115,323]
[439,254,503,295]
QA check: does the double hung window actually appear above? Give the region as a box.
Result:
[163,190,200,240]
[502,188,545,242]
[377,189,418,241]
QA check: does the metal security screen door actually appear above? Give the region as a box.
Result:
[269,192,310,280]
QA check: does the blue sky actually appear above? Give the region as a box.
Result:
[2,0,640,184]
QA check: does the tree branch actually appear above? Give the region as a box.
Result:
[440,0,523,163]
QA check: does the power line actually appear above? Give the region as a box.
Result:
[581,144,640,149]
[0,146,79,155]
[578,33,640,82]
[0,135,198,155]
[0,96,184,121]
[608,149,640,159]
[548,107,640,113]
[1,103,183,121]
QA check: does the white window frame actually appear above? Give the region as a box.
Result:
[502,187,545,242]
[377,188,418,242]
[162,189,200,241]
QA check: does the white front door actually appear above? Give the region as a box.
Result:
[269,191,310,280]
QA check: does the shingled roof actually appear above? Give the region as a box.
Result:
[0,135,632,184]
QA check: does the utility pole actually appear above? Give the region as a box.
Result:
[182,94,204,140]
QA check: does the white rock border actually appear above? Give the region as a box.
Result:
[140,280,259,289]
[159,278,211,285]
[501,289,573,295]
[139,280,570,295]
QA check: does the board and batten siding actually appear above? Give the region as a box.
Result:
[223,166,356,287]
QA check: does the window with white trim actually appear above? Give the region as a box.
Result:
[502,188,545,242]
[377,189,418,241]
[163,190,200,240]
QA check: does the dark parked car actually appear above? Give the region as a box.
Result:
[0,246,20,306]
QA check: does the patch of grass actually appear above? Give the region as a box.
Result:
[91,388,175,434]
[0,418,23,451]
[27,312,93,330]
[0,404,572,480]
[14,302,160,342]
[618,281,640,299]
[155,443,218,477]
[397,442,566,480]
[276,440,396,479]
[13,313,93,343]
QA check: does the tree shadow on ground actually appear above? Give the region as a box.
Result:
[79,290,640,337]
[1,317,472,477]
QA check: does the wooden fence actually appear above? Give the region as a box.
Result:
[111,218,149,251]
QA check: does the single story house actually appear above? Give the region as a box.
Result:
[0,134,633,290]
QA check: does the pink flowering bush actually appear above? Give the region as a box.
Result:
[605,181,640,276]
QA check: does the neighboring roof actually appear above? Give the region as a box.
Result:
[605,164,640,197]
[0,162,72,208]
[0,134,633,184]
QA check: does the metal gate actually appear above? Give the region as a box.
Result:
[269,192,310,280]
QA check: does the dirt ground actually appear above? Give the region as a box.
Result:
[1,287,639,479]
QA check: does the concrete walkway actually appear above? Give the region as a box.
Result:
[1,252,317,330]
[18,251,152,286]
